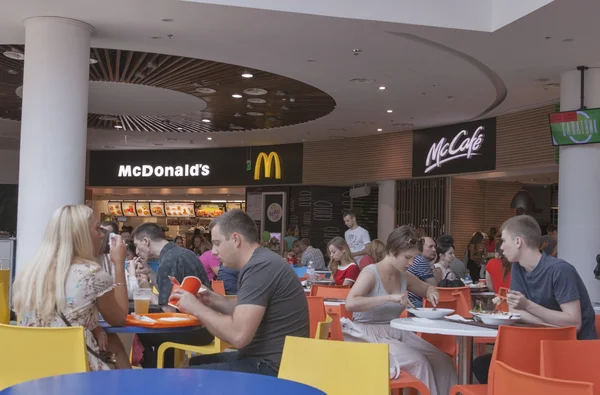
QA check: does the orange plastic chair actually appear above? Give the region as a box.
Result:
[328,312,344,341]
[540,339,600,390]
[211,280,226,295]
[498,287,509,298]
[493,361,593,395]
[310,284,351,299]
[449,325,577,395]
[422,298,458,364]
[437,286,473,318]
[390,371,430,395]
[306,296,327,339]
[324,302,353,320]
[596,314,600,335]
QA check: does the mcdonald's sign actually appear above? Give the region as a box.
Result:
[254,152,282,180]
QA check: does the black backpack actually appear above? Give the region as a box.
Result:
[438,271,465,288]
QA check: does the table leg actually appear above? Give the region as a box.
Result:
[457,336,469,385]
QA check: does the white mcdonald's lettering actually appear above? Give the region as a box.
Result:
[424,126,485,174]
[254,152,282,180]
[117,164,210,178]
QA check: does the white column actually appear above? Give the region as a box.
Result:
[558,68,600,303]
[16,17,93,270]
[377,180,396,242]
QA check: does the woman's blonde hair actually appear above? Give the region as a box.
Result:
[327,236,355,275]
[369,239,386,262]
[13,205,98,324]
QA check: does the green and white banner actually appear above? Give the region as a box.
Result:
[550,108,600,146]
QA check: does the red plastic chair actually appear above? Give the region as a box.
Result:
[211,280,226,296]
[540,339,600,390]
[450,325,577,395]
[306,296,327,339]
[493,361,593,395]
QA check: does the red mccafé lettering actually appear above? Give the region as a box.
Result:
[425,126,485,174]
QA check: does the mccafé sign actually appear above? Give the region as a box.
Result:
[88,144,303,187]
[254,152,282,180]
[412,118,496,177]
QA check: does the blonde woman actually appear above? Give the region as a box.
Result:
[13,205,130,371]
[345,226,456,395]
[328,237,360,286]
[358,239,386,270]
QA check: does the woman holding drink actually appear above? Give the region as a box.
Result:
[13,205,132,370]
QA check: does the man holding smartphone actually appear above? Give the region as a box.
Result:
[472,215,597,384]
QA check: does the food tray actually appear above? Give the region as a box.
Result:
[124,313,201,328]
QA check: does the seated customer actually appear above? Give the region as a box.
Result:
[407,237,441,307]
[484,240,511,293]
[299,238,327,270]
[132,223,214,368]
[218,264,240,295]
[437,234,468,279]
[170,210,309,376]
[358,239,386,270]
[327,237,360,286]
[199,240,220,281]
[432,243,458,281]
[472,215,597,384]
[345,226,456,395]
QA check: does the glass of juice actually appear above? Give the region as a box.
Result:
[133,288,152,315]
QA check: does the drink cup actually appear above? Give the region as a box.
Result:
[133,288,152,315]
[168,276,202,309]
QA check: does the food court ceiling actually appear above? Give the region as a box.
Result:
[0,0,597,151]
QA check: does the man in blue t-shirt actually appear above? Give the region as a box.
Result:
[407,237,442,306]
[472,215,597,384]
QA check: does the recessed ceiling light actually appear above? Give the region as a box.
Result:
[3,51,24,61]
[207,137,213,140]
[176,127,183,131]
[89,58,98,65]
[6,69,18,75]
[243,88,268,96]
[201,119,211,123]
[247,98,266,104]
[378,86,386,90]
[160,18,174,22]
[114,125,123,129]
[241,73,253,78]
[377,128,383,132]
[195,87,216,94]
[234,112,242,117]
[387,110,393,113]
[232,94,242,98]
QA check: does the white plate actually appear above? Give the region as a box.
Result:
[407,308,455,320]
[478,313,521,326]
[158,317,191,322]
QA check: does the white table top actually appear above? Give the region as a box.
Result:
[390,317,498,338]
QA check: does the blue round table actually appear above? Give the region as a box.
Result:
[0,369,326,395]
[99,321,202,334]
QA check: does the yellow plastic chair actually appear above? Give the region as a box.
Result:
[0,282,9,324]
[157,336,234,368]
[278,336,390,395]
[314,314,332,340]
[0,324,88,390]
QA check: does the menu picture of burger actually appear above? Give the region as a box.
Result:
[107,202,123,216]
[195,203,225,218]
[150,203,165,217]
[135,202,152,217]
[122,202,137,217]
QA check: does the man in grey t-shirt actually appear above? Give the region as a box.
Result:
[171,210,309,376]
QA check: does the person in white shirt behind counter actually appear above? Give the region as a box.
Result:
[343,211,371,266]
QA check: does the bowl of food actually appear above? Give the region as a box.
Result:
[408,308,455,320]
[477,312,521,326]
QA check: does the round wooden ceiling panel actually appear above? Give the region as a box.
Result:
[0,45,336,133]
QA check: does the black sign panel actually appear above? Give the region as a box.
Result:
[88,144,303,187]
[412,118,496,177]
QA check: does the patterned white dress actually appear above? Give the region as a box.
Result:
[19,261,115,371]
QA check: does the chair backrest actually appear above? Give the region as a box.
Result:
[493,361,593,395]
[498,287,509,298]
[306,296,327,339]
[0,324,88,390]
[315,315,332,340]
[211,280,226,296]
[436,287,472,317]
[328,312,344,341]
[310,285,351,299]
[595,315,600,336]
[540,339,600,389]
[0,277,9,324]
[423,297,458,312]
[488,325,578,390]
[279,336,390,395]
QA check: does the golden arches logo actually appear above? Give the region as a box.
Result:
[254,152,282,180]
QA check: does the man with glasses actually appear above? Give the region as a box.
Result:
[407,237,442,307]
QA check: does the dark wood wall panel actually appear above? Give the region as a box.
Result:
[302,132,412,185]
